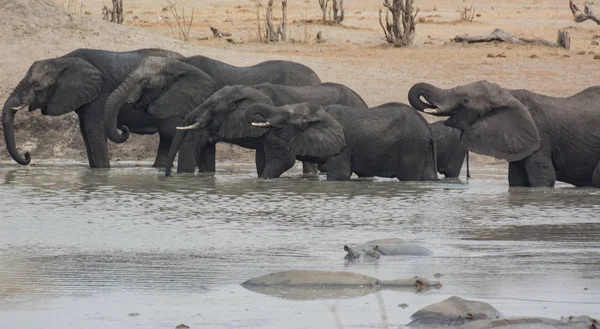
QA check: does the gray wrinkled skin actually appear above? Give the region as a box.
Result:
[242,270,442,300]
[457,317,597,329]
[344,238,433,260]
[407,296,502,328]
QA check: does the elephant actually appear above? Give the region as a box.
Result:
[245,102,439,181]
[2,48,183,168]
[430,120,470,178]
[167,82,368,177]
[103,55,324,173]
[343,238,433,261]
[407,296,502,328]
[103,56,219,172]
[408,80,600,188]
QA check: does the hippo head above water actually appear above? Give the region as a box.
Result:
[344,245,380,260]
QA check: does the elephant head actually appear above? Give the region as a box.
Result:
[2,58,104,164]
[245,103,346,159]
[104,56,217,143]
[408,80,541,162]
[165,85,276,176]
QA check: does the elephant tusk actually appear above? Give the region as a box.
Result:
[251,122,271,127]
[11,104,27,110]
[424,108,441,114]
[176,122,201,130]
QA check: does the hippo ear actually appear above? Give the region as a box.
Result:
[343,245,351,252]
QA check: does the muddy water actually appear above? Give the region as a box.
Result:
[0,163,598,329]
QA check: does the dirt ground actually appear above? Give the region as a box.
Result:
[1,0,599,166]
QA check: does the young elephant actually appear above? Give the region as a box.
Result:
[2,48,182,168]
[246,102,439,181]
[409,80,600,187]
[167,83,367,177]
[168,85,351,178]
[430,121,469,178]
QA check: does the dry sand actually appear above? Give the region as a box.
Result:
[1,0,599,165]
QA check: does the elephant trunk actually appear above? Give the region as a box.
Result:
[165,130,188,177]
[408,83,451,116]
[104,76,139,143]
[245,103,277,126]
[2,88,31,165]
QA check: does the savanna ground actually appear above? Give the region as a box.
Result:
[1,0,599,165]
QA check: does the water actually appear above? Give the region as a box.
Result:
[0,162,599,329]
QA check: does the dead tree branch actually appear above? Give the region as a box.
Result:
[379,0,419,47]
[453,28,570,50]
[332,0,345,23]
[318,0,329,23]
[164,0,194,41]
[101,0,123,24]
[569,0,600,25]
[280,0,287,41]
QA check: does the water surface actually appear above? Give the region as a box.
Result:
[0,162,598,329]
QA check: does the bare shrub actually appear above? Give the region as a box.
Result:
[332,0,345,23]
[101,0,123,24]
[457,0,475,22]
[164,0,194,41]
[317,0,329,23]
[379,0,419,47]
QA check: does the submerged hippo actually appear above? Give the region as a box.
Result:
[406,297,597,329]
[458,316,597,329]
[344,238,433,260]
[241,270,442,300]
[407,296,503,328]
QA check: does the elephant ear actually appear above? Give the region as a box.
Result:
[46,58,104,116]
[149,74,218,120]
[457,95,541,162]
[288,107,346,158]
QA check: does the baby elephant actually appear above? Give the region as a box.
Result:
[247,102,438,181]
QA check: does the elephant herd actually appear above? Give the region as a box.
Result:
[3,48,600,188]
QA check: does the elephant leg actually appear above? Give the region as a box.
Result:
[302,161,319,175]
[324,148,352,181]
[508,161,529,187]
[255,144,266,177]
[176,130,199,174]
[196,142,216,173]
[397,149,428,181]
[153,132,172,168]
[592,162,600,188]
[523,151,556,187]
[260,146,296,179]
[77,109,110,168]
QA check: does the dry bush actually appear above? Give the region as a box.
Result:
[379,0,419,47]
[164,0,194,41]
[457,0,476,22]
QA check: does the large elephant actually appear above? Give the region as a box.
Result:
[430,121,469,178]
[2,48,183,168]
[408,80,600,187]
[104,55,324,173]
[103,56,219,172]
[168,83,363,178]
[245,102,439,181]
